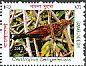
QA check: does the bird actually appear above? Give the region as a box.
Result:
[11,19,71,39]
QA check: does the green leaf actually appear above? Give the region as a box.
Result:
[41,41,57,57]
[15,38,25,45]
[32,17,36,21]
[56,43,67,52]
[16,18,22,22]
[58,11,65,19]
[71,46,74,52]
[12,22,17,26]
[56,11,59,16]
[45,50,50,57]
[41,41,50,56]
[41,41,50,50]
[16,24,23,31]
[13,52,24,57]
[44,20,48,24]
[56,11,65,19]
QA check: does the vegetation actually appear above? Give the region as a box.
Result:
[10,10,74,57]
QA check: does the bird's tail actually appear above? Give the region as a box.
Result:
[11,34,28,39]
[10,34,43,39]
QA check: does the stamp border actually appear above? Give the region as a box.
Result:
[0,0,86,3]
[0,1,85,66]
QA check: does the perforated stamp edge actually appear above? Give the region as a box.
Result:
[0,1,85,66]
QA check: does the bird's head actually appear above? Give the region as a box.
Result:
[60,19,72,26]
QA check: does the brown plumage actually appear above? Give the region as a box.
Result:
[11,19,71,39]
[26,19,71,38]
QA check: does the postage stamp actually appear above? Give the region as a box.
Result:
[0,1,85,65]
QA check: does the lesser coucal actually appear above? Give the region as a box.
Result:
[11,19,71,39]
